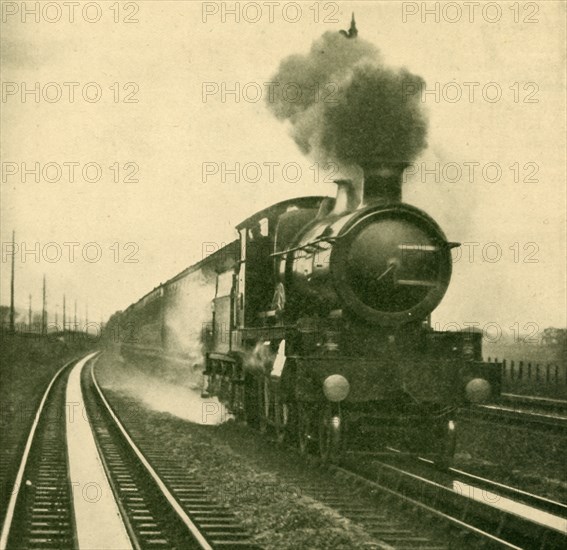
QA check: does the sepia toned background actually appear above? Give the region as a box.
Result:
[1,0,565,335]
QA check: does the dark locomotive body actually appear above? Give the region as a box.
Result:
[112,167,500,465]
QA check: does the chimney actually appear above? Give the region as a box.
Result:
[332,179,361,215]
[362,162,408,204]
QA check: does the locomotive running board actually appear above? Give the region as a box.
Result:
[396,279,438,287]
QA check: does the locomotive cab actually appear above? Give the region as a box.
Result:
[235,197,326,327]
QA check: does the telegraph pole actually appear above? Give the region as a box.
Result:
[63,294,66,332]
[28,294,32,331]
[41,275,46,334]
[74,299,77,332]
[9,230,15,333]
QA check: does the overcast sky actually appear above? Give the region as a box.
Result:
[1,1,565,336]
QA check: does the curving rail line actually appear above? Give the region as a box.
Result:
[87,356,259,549]
[0,357,77,550]
[1,353,259,550]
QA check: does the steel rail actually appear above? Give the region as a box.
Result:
[462,404,567,432]
[332,463,523,549]
[339,455,566,549]
[0,355,82,550]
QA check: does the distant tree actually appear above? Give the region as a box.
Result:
[460,326,483,333]
[541,327,567,347]
[0,305,10,325]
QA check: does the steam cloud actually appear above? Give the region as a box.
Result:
[165,271,213,366]
[267,31,428,168]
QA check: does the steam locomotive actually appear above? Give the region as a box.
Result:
[111,163,501,466]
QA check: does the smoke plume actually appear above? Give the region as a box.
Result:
[267,31,428,168]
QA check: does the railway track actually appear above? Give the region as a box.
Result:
[272,465,450,549]
[459,401,567,433]
[238,420,567,548]
[337,451,567,549]
[87,355,259,549]
[0,361,75,550]
[453,390,567,433]
[1,353,259,549]
[500,394,567,415]
[200,402,566,549]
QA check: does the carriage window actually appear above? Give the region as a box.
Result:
[216,271,233,297]
[248,217,269,240]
